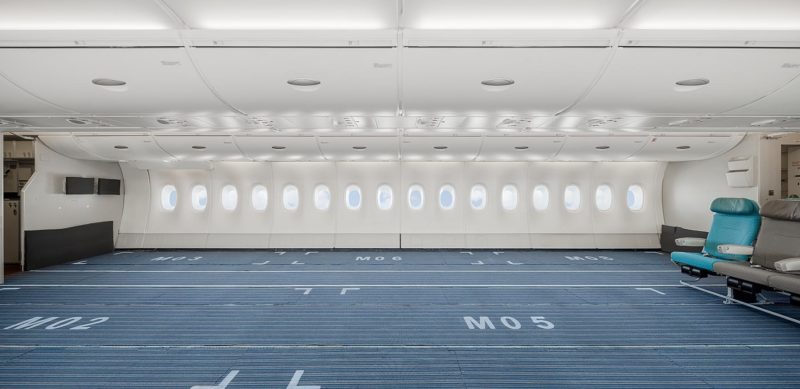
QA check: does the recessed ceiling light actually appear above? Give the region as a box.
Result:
[91,78,127,92]
[676,145,691,150]
[675,78,709,86]
[750,119,777,127]
[514,146,529,150]
[668,119,690,126]
[114,145,129,150]
[595,145,611,150]
[287,78,321,92]
[191,145,207,150]
[272,146,286,150]
[481,78,515,87]
[481,78,515,92]
[433,145,448,150]
[674,78,710,92]
[352,146,367,150]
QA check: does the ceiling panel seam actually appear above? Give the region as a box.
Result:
[0,69,79,115]
[719,66,800,115]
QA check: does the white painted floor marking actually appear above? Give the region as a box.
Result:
[680,280,800,326]
[10,283,726,288]
[506,261,523,265]
[645,251,666,255]
[340,287,360,295]
[460,251,473,255]
[275,251,286,256]
[0,288,20,291]
[190,370,239,389]
[287,370,320,389]
[493,251,504,256]
[71,261,87,265]
[252,260,270,265]
[471,260,485,265]
[291,261,304,265]
[304,251,318,255]
[636,287,666,295]
[112,251,133,256]
[294,288,313,295]
[2,344,797,350]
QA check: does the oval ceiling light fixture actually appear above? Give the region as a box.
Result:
[674,78,709,92]
[352,146,367,150]
[514,146,529,150]
[113,145,129,150]
[191,145,207,150]
[91,78,128,92]
[272,146,286,150]
[676,145,692,150]
[481,78,515,92]
[750,119,777,127]
[287,78,321,92]
[433,145,449,150]
[595,145,611,150]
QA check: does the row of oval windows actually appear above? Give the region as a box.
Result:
[161,184,645,212]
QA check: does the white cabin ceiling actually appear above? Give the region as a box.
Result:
[1,0,799,160]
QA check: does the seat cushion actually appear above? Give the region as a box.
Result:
[671,252,728,272]
[768,274,800,295]
[713,261,774,285]
[704,213,761,260]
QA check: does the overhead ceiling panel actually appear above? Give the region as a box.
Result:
[192,48,398,116]
[571,47,800,116]
[555,136,649,161]
[403,0,635,30]
[401,137,483,162]
[154,135,245,162]
[0,0,178,30]
[0,76,72,115]
[0,48,233,115]
[38,135,103,160]
[317,137,398,161]
[476,137,563,161]
[403,48,610,116]
[164,0,397,30]
[625,0,800,31]
[233,136,322,161]
[627,135,744,161]
[727,74,800,116]
[74,135,173,162]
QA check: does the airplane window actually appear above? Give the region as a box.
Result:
[161,185,177,211]
[314,185,331,210]
[221,185,238,211]
[627,185,644,211]
[501,184,518,211]
[377,184,393,210]
[564,185,581,211]
[439,185,455,210]
[283,185,299,210]
[595,184,613,211]
[470,184,487,210]
[251,185,268,211]
[532,185,549,211]
[191,185,207,211]
[346,185,362,210]
[408,184,424,210]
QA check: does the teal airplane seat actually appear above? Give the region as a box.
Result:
[671,198,761,277]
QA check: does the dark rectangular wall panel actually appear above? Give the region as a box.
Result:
[97,178,121,195]
[65,177,94,194]
[24,221,113,270]
[660,225,708,253]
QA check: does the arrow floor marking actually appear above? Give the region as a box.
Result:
[636,287,666,295]
[305,251,318,255]
[295,288,313,295]
[506,261,523,265]
[287,370,320,389]
[72,261,87,265]
[275,251,286,256]
[471,260,484,265]
[112,251,133,256]
[493,251,504,256]
[252,260,270,265]
[190,370,239,389]
[460,251,473,255]
[291,260,304,265]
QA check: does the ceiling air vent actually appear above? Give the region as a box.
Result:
[0,118,28,127]
[416,117,445,129]
[496,117,534,131]
[66,118,112,127]
[586,117,622,128]
[247,117,278,132]
[156,118,191,127]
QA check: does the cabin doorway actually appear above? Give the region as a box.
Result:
[783,144,800,199]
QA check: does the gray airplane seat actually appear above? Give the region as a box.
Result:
[714,200,800,303]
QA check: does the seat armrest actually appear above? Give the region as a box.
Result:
[717,244,754,256]
[675,237,706,247]
[775,258,800,273]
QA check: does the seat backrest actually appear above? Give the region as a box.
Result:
[704,198,761,260]
[751,200,800,269]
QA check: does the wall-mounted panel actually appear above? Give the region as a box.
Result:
[270,162,337,248]
[205,162,272,248]
[75,135,173,162]
[0,48,231,115]
[234,136,322,162]
[628,135,744,161]
[476,137,563,161]
[155,135,245,162]
[403,48,611,116]
[461,162,529,248]
[400,162,465,248]
[192,48,398,115]
[318,137,399,161]
[556,136,648,161]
